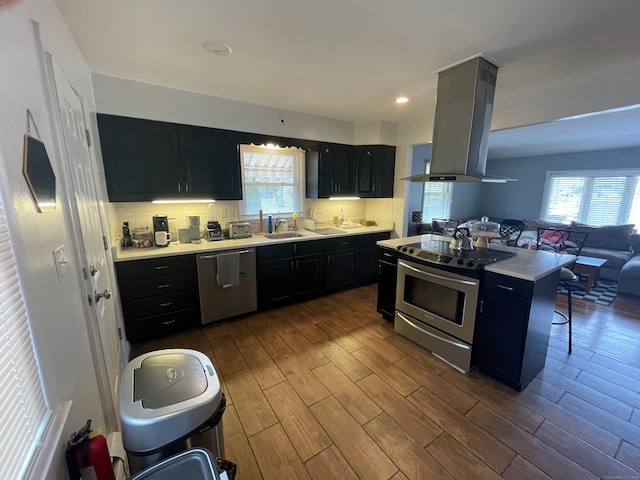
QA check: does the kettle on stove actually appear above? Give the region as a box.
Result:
[449,227,474,252]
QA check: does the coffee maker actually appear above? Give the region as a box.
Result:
[152,215,170,247]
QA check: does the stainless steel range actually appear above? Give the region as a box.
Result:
[394,237,516,372]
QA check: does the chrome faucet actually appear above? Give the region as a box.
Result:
[274,216,283,232]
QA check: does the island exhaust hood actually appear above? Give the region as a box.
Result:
[403,55,516,183]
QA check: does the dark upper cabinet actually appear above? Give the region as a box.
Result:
[97,114,242,202]
[307,143,356,198]
[177,125,242,200]
[355,145,396,198]
[98,114,182,201]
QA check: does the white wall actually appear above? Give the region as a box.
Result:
[0,1,106,477]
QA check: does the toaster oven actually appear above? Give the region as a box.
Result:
[225,221,252,239]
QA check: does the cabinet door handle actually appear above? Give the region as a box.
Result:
[378,265,381,274]
[155,265,169,270]
[177,181,181,193]
[162,319,176,325]
[296,260,299,269]
[159,302,173,307]
[339,241,348,246]
[291,261,294,270]
[497,284,514,291]
[479,300,484,314]
[185,181,189,193]
[383,252,393,258]
[157,284,171,289]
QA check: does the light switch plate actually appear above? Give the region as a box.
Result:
[53,244,70,282]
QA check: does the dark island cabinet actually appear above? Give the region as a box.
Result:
[474,270,559,391]
[97,114,242,202]
[98,114,182,201]
[355,145,396,198]
[376,247,398,321]
[115,255,199,343]
[257,240,325,309]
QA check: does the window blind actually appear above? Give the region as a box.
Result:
[239,144,305,216]
[0,204,48,479]
[542,170,640,227]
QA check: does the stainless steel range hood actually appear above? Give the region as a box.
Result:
[403,56,516,183]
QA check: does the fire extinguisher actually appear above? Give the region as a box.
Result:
[65,419,116,480]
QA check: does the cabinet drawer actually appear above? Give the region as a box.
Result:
[127,272,196,300]
[325,236,357,251]
[125,308,199,344]
[483,272,533,301]
[294,239,324,256]
[116,255,196,280]
[378,248,397,264]
[127,291,198,319]
[257,243,295,262]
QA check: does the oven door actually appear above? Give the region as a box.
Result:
[395,259,479,343]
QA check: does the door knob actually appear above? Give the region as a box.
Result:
[95,289,112,303]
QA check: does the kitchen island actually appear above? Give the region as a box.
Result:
[377,234,576,391]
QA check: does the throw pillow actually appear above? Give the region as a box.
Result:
[570,222,635,251]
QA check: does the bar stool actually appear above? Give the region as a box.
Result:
[536,228,590,354]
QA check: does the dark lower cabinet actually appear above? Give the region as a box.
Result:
[474,270,560,391]
[376,247,397,321]
[115,255,199,343]
[357,232,391,285]
[326,248,357,290]
[257,240,324,309]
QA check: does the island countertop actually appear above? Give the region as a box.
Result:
[377,234,576,282]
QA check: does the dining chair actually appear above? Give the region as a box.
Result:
[536,227,590,353]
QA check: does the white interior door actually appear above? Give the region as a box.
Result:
[48,56,122,429]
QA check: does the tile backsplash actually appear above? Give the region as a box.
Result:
[107,198,394,243]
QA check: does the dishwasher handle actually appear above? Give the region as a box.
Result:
[199,249,253,260]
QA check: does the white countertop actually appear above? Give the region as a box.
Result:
[114,225,393,262]
[377,234,576,282]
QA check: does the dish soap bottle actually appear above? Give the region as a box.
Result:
[268,215,273,234]
[338,207,344,226]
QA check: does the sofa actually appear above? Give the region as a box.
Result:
[518,219,639,297]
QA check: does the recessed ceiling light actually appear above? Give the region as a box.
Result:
[396,97,409,104]
[203,41,232,56]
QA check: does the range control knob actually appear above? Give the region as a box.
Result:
[466,260,475,267]
[457,259,465,265]
[409,248,415,254]
[401,246,408,252]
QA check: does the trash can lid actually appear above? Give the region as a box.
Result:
[134,352,207,409]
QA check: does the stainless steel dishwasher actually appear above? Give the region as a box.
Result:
[196,248,257,325]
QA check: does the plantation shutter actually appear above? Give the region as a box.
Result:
[543,170,640,227]
[0,203,49,479]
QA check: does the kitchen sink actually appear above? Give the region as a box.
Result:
[264,232,305,239]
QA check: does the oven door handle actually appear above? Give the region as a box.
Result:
[398,260,478,286]
[396,311,471,350]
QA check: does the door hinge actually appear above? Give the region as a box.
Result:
[118,327,123,340]
[82,267,89,280]
[85,129,91,147]
[87,294,93,306]
[103,235,108,251]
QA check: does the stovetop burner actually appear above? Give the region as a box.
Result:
[397,238,516,270]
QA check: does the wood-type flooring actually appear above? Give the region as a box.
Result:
[130,285,640,479]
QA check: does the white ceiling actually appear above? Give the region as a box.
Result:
[56,0,640,158]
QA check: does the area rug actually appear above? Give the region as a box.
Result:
[557,277,618,306]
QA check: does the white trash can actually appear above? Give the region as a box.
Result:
[120,349,226,474]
